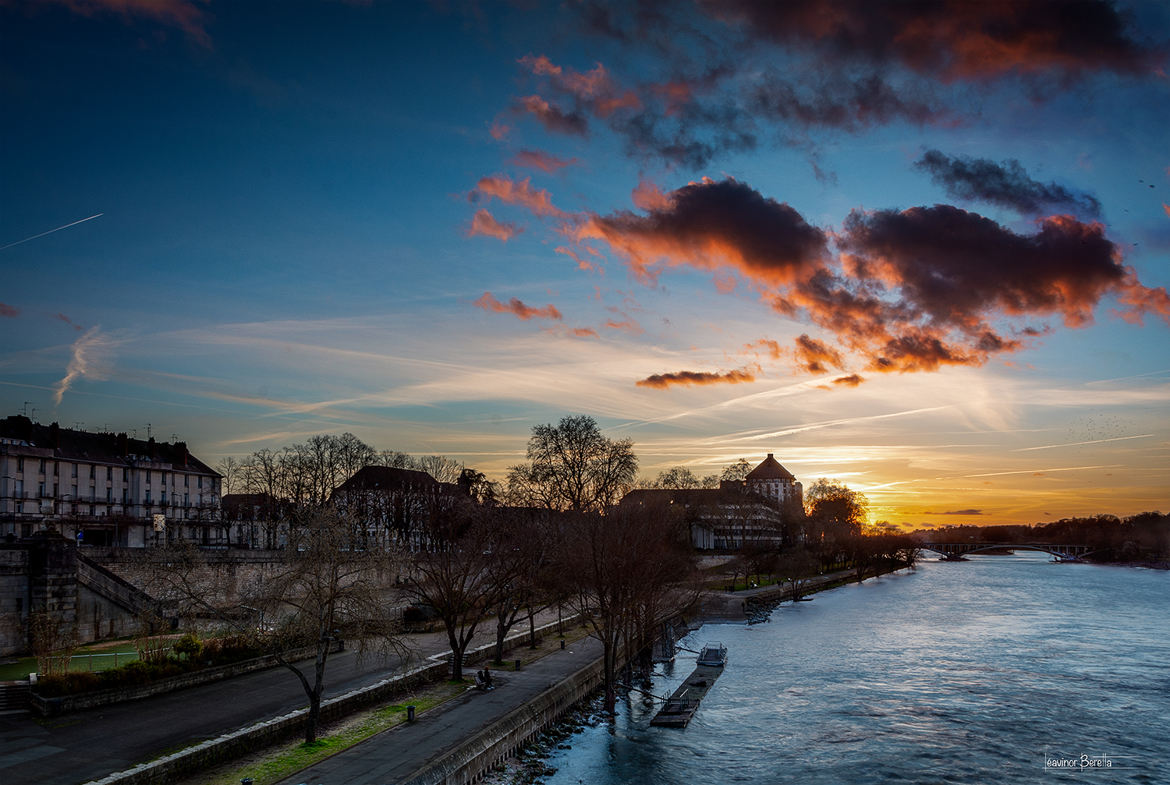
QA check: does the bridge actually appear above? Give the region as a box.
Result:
[920,542,1093,562]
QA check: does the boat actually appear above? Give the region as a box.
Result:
[695,642,728,667]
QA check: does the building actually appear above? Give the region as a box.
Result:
[0,416,221,548]
[621,453,804,550]
[331,465,468,551]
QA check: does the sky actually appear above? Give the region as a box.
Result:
[2,0,1169,527]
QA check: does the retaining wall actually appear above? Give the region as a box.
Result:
[31,640,343,717]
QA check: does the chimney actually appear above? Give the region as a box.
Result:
[767,453,774,459]
[49,422,61,449]
[117,432,129,456]
[176,441,189,467]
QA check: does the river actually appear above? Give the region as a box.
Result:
[534,553,1169,784]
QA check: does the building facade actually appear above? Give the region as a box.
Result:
[0,416,222,548]
[621,453,804,550]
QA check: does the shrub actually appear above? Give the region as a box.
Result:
[173,632,202,660]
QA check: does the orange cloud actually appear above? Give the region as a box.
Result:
[793,333,842,374]
[745,338,783,359]
[468,209,521,242]
[489,119,511,140]
[603,318,643,335]
[1163,203,1170,219]
[472,174,565,217]
[631,179,671,211]
[510,149,578,173]
[569,327,600,339]
[832,374,865,387]
[555,246,601,273]
[574,177,829,285]
[636,368,757,389]
[474,292,562,321]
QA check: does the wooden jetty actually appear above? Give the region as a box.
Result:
[650,663,725,728]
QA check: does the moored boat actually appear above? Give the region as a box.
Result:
[696,642,728,667]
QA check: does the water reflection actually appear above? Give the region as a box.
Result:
[538,554,1170,784]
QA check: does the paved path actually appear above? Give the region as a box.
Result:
[275,637,603,785]
[0,610,565,785]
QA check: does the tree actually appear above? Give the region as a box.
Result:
[654,466,701,489]
[506,415,637,512]
[403,504,498,681]
[805,479,868,573]
[720,458,753,482]
[216,456,241,497]
[557,500,696,713]
[141,507,404,744]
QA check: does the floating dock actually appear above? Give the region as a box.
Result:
[650,663,725,728]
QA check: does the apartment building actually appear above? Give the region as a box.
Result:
[0,415,222,548]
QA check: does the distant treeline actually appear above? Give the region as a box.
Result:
[914,512,1169,563]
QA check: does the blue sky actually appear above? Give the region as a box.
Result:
[2,0,1169,525]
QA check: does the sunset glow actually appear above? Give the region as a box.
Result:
[2,1,1168,527]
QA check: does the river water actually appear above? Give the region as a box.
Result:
[537,554,1170,784]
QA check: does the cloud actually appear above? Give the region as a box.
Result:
[832,374,865,387]
[915,149,1101,217]
[489,119,511,140]
[510,149,578,173]
[554,245,602,273]
[924,509,984,515]
[1163,203,1170,219]
[636,368,757,389]
[793,333,842,374]
[44,0,211,47]
[471,174,566,217]
[513,95,589,136]
[702,0,1158,81]
[569,327,600,339]
[468,209,522,242]
[751,72,947,131]
[54,312,85,332]
[631,179,671,211]
[574,177,829,285]
[473,292,562,321]
[603,318,643,335]
[53,326,113,405]
[0,303,18,318]
[571,176,1169,376]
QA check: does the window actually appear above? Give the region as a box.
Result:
[53,462,58,476]
[71,463,78,478]
[71,484,78,499]
[16,457,23,472]
[161,491,167,504]
[39,459,45,474]
[106,488,112,503]
[145,489,151,503]
[106,466,112,481]
[198,476,203,489]
[89,464,95,479]
[184,474,189,487]
[161,472,168,486]
[184,493,189,506]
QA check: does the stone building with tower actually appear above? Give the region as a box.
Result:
[621,453,804,550]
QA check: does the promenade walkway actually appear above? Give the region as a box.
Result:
[0,610,564,785]
[274,637,603,785]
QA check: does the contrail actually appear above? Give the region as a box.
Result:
[0,213,103,251]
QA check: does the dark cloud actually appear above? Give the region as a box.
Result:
[752,73,946,131]
[701,0,1158,81]
[575,177,829,285]
[0,302,18,318]
[572,176,1170,376]
[54,312,84,332]
[636,368,756,389]
[915,150,1101,217]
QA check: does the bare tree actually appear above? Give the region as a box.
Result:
[720,458,753,482]
[558,501,695,713]
[415,454,463,484]
[141,507,405,743]
[507,415,637,512]
[216,456,241,497]
[402,504,498,680]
